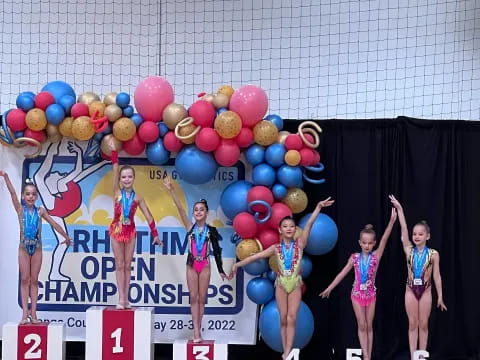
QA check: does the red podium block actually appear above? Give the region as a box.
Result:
[86,306,154,360]
[1,322,65,360]
[173,340,228,360]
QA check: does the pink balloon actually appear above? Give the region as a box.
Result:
[163,131,184,152]
[138,121,160,143]
[258,228,279,249]
[247,186,274,213]
[214,139,240,166]
[134,76,174,122]
[285,134,303,150]
[235,127,254,148]
[189,100,216,127]
[123,133,145,155]
[71,103,89,119]
[24,128,47,144]
[299,148,316,166]
[233,212,258,239]
[196,127,220,152]
[267,202,292,229]
[229,85,268,128]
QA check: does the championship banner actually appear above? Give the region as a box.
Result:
[0,140,258,343]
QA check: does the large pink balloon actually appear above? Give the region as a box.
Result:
[134,76,174,122]
[229,85,268,128]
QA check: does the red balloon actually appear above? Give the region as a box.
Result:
[163,131,184,152]
[233,212,258,239]
[299,148,316,166]
[34,91,55,111]
[138,121,160,143]
[285,134,303,150]
[235,127,254,148]
[214,139,240,166]
[257,228,279,249]
[195,127,220,152]
[189,100,216,127]
[24,128,47,144]
[303,133,315,146]
[123,133,145,155]
[6,109,27,131]
[312,150,320,164]
[267,202,292,229]
[247,186,274,213]
[71,103,90,119]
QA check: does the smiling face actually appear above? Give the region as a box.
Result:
[412,224,430,246]
[193,202,208,222]
[279,217,296,239]
[22,184,38,206]
[358,233,376,254]
[119,167,135,189]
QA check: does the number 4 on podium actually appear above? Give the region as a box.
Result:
[285,348,300,360]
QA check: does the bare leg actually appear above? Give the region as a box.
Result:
[122,237,136,307]
[365,300,376,360]
[111,239,126,306]
[186,266,201,340]
[18,248,32,322]
[275,286,289,358]
[284,286,302,359]
[196,265,211,340]
[29,248,42,321]
[405,287,420,360]
[418,288,432,351]
[352,300,369,360]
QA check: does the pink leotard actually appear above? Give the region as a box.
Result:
[351,252,378,307]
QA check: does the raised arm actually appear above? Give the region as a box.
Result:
[163,175,192,229]
[432,252,447,311]
[389,195,411,255]
[298,197,335,249]
[374,207,397,260]
[0,171,22,214]
[40,207,71,246]
[319,256,354,298]
[229,245,276,278]
[137,194,162,246]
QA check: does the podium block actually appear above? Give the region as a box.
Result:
[173,340,228,360]
[86,306,154,360]
[1,321,65,360]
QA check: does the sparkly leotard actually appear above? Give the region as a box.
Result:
[274,240,303,294]
[406,246,437,300]
[351,252,378,306]
[109,193,138,242]
[185,225,225,274]
[18,206,42,256]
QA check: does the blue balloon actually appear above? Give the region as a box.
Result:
[58,95,75,114]
[267,270,277,282]
[252,163,276,186]
[116,92,130,108]
[217,107,228,114]
[19,91,35,99]
[220,180,254,220]
[246,277,275,304]
[277,165,303,187]
[175,146,218,184]
[158,122,168,137]
[265,114,284,130]
[265,143,286,167]
[272,183,288,200]
[298,213,338,255]
[300,255,312,279]
[259,300,315,352]
[245,144,265,166]
[16,95,35,111]
[244,258,269,276]
[45,104,65,125]
[122,105,134,117]
[130,113,144,127]
[146,138,170,165]
[41,81,76,103]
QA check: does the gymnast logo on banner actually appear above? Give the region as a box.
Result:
[22,139,243,315]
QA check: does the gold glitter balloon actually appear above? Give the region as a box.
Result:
[103,92,118,106]
[46,124,62,142]
[71,116,95,141]
[178,123,197,144]
[212,93,229,109]
[89,101,106,118]
[295,226,303,239]
[282,187,308,214]
[78,92,100,105]
[269,255,279,273]
[285,149,301,166]
[59,117,74,138]
[104,104,123,122]
[101,134,122,156]
[217,85,234,98]
[253,120,279,146]
[278,130,291,144]
[163,103,188,130]
[25,108,47,131]
[214,111,242,139]
[113,117,136,142]
[236,239,261,260]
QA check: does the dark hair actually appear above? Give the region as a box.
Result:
[193,199,209,211]
[279,215,295,226]
[360,224,376,238]
[22,178,37,193]
[414,220,430,234]
[120,165,135,177]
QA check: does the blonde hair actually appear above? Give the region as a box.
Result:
[360,224,376,238]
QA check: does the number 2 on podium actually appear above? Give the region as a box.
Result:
[111,328,124,354]
[24,333,42,359]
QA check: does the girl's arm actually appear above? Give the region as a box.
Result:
[229,246,276,278]
[40,208,71,246]
[374,207,397,260]
[0,171,22,214]
[298,197,335,249]
[163,176,192,230]
[137,195,162,246]
[389,195,411,255]
[432,252,447,311]
[319,256,354,298]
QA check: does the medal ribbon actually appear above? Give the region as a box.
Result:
[194,224,209,255]
[359,252,372,284]
[121,189,135,223]
[23,205,39,240]
[281,240,295,271]
[413,246,428,279]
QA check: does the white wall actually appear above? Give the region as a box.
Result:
[1,0,479,120]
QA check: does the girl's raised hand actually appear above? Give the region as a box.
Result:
[389,207,398,223]
[0,170,6,177]
[389,194,402,209]
[317,197,335,210]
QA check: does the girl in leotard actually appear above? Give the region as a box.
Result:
[389,195,447,359]
[0,172,71,323]
[108,142,161,309]
[163,175,227,343]
[230,198,334,360]
[319,207,397,360]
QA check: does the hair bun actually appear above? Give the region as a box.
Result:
[420,220,428,225]
[364,224,374,230]
[25,178,35,185]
